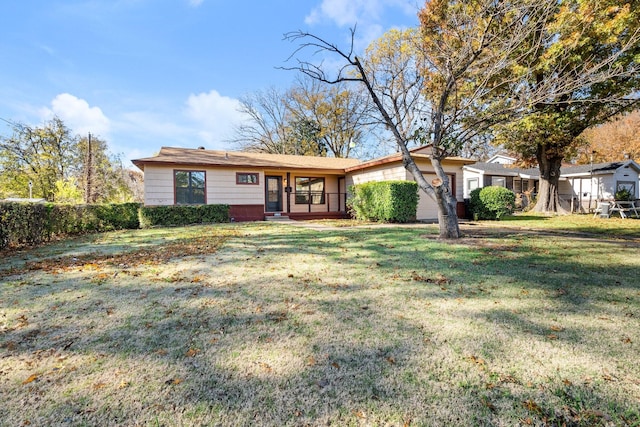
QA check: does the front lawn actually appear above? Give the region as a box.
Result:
[1,220,639,426]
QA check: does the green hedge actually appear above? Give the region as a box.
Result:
[0,202,140,249]
[469,186,516,220]
[0,202,231,249]
[348,181,418,223]
[139,204,230,228]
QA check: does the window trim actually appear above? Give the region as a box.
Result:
[467,177,479,194]
[295,176,326,205]
[236,172,260,185]
[174,170,206,205]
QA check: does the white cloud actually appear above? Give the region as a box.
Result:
[41,93,110,137]
[306,0,415,27]
[188,0,204,7]
[184,90,249,149]
[305,0,417,51]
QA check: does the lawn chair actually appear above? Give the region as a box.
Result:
[593,201,610,218]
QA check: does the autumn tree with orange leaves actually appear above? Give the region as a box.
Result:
[576,111,640,164]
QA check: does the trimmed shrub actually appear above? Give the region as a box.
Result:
[348,181,418,223]
[469,186,516,220]
[139,204,230,228]
[95,203,141,230]
[0,202,50,247]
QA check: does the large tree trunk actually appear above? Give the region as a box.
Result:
[434,185,460,238]
[402,155,460,238]
[532,145,567,214]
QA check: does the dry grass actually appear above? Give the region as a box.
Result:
[1,220,639,426]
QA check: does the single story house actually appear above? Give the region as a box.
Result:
[462,158,640,212]
[132,146,475,221]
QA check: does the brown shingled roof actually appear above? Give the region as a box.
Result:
[345,152,475,172]
[132,147,362,171]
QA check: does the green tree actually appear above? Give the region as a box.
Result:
[1,118,138,203]
[498,0,640,213]
[288,117,326,156]
[0,117,78,201]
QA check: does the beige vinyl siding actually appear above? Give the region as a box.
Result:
[207,169,264,204]
[143,166,176,206]
[347,164,407,186]
[142,166,265,206]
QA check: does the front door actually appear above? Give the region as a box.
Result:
[265,176,283,212]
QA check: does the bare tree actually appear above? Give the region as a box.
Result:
[229,87,292,154]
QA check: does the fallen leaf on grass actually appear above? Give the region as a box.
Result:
[118,381,130,389]
[352,410,366,419]
[22,374,38,384]
[468,355,486,366]
[165,378,183,385]
[386,356,396,365]
[523,400,542,413]
[621,336,632,344]
[307,356,316,366]
[93,382,107,390]
[185,348,200,357]
[550,326,564,332]
[258,362,272,373]
[331,362,340,369]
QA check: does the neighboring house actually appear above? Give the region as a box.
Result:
[462,159,640,212]
[560,160,640,212]
[486,153,517,165]
[132,146,475,221]
[462,162,539,199]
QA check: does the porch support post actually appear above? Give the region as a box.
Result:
[286,172,291,213]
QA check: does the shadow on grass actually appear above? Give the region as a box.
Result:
[1,222,639,426]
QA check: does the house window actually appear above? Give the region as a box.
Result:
[236,172,259,185]
[491,177,506,187]
[175,170,205,204]
[513,179,523,193]
[295,177,325,204]
[467,178,479,194]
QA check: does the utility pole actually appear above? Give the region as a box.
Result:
[85,132,93,204]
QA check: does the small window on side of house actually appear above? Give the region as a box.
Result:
[467,178,479,193]
[236,172,259,185]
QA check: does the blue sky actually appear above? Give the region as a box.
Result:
[0,0,420,166]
